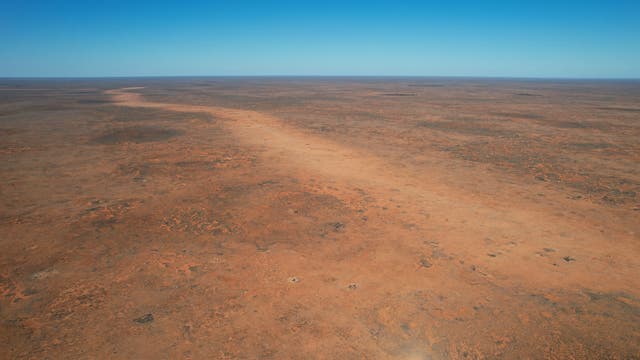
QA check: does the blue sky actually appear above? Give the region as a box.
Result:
[1,1,639,78]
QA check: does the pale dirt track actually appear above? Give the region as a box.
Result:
[89,87,640,358]
[107,87,639,291]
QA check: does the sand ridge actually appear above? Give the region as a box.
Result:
[106,86,640,295]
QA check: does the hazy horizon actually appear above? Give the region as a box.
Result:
[2,75,640,81]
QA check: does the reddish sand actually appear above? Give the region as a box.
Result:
[1,79,639,359]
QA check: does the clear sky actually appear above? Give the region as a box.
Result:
[1,0,639,78]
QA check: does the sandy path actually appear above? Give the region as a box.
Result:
[105,87,640,357]
[107,87,638,290]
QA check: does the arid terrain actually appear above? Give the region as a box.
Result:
[1,77,639,359]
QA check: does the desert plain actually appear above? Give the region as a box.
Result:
[1,77,639,359]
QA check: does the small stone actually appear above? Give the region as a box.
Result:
[419,257,432,268]
[348,283,358,290]
[133,313,154,324]
[288,277,300,283]
[563,256,575,262]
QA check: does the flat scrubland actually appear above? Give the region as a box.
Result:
[1,78,639,359]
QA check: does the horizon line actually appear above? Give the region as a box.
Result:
[1,75,640,81]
